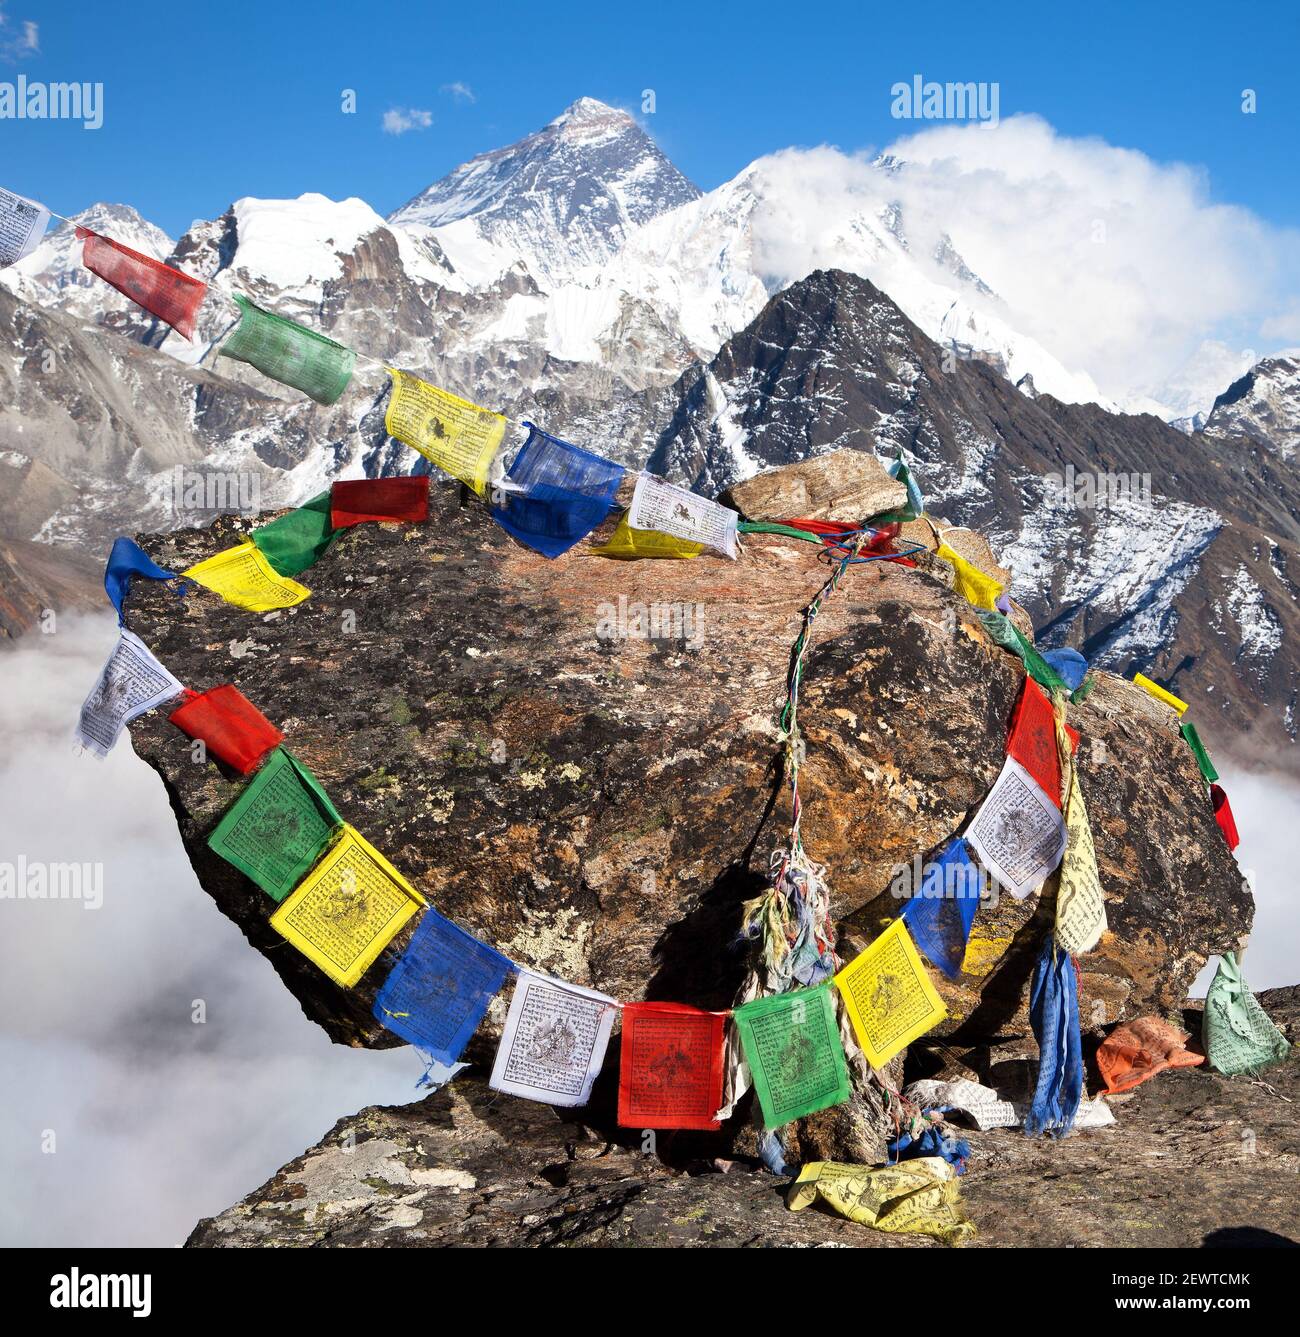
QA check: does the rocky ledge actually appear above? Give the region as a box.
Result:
[187,988,1298,1248]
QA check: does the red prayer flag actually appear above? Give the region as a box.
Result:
[169,684,283,775]
[1210,783,1240,851]
[330,475,430,528]
[77,227,207,340]
[618,1001,726,1131]
[1007,676,1079,809]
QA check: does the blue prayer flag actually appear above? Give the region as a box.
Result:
[1024,936,1083,1137]
[1042,648,1089,692]
[490,423,623,558]
[900,837,981,979]
[373,910,513,1066]
[104,537,175,624]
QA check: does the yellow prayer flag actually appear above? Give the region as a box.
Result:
[937,542,1003,611]
[590,513,704,560]
[182,540,311,612]
[384,368,506,496]
[1053,765,1107,955]
[834,918,946,1069]
[1133,672,1188,716]
[269,824,426,987]
[786,1158,975,1245]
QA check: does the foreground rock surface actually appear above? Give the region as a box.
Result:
[187,989,1299,1248]
[125,471,1252,1164]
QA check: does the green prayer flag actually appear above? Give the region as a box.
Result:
[251,492,338,577]
[733,984,851,1129]
[207,746,342,901]
[1179,720,1219,783]
[871,451,925,523]
[219,294,357,405]
[1203,952,1290,1077]
[977,609,1069,693]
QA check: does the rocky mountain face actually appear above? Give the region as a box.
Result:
[124,472,1251,1172]
[187,985,1300,1248]
[1203,353,1300,461]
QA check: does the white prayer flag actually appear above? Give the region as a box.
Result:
[627,473,739,559]
[0,188,51,268]
[76,629,184,758]
[489,971,616,1107]
[905,1076,1116,1132]
[966,756,1067,900]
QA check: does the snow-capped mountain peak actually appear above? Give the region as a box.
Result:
[0,202,175,320]
[389,97,701,285]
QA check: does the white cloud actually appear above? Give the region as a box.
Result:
[0,618,426,1246]
[441,81,475,104]
[742,115,1300,414]
[382,107,433,136]
[0,5,39,62]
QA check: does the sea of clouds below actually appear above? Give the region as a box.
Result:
[0,615,1294,1247]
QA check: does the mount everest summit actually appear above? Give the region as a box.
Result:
[0,97,1296,763]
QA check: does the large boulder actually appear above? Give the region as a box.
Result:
[719,448,906,522]
[123,471,1253,1161]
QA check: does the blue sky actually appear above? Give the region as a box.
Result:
[2,0,1298,237]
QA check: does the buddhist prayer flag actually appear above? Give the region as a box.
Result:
[976,609,1068,694]
[77,227,206,340]
[786,1158,975,1246]
[373,909,512,1066]
[1042,647,1089,692]
[219,294,356,405]
[103,536,175,625]
[627,473,738,559]
[384,368,506,496]
[1052,762,1107,955]
[182,540,311,611]
[169,683,283,776]
[835,918,946,1069]
[1133,672,1188,716]
[1210,783,1240,850]
[206,746,341,901]
[732,984,850,1129]
[900,837,982,979]
[1007,677,1078,809]
[591,513,704,560]
[937,542,1002,610]
[966,756,1068,900]
[489,972,617,1107]
[1203,952,1290,1077]
[1096,1016,1204,1094]
[0,187,50,267]
[617,1002,726,1131]
[330,475,429,528]
[1024,938,1083,1136]
[270,824,425,987]
[76,629,184,757]
[490,423,624,559]
[1179,720,1219,783]
[250,492,337,578]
